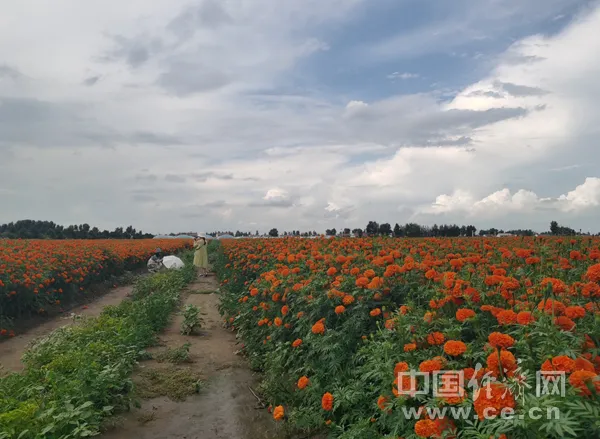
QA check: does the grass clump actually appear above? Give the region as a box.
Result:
[134,366,203,401]
[155,343,192,364]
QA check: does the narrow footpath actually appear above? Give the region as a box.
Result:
[100,274,285,439]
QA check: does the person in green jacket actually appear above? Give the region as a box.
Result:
[193,237,209,277]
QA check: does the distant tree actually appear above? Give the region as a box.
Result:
[343,228,351,236]
[550,221,559,235]
[268,228,279,237]
[404,223,423,237]
[365,221,379,236]
[379,223,392,236]
[326,228,337,236]
[352,228,363,238]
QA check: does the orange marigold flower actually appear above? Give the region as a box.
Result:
[554,316,576,331]
[281,305,289,315]
[377,395,390,412]
[564,305,586,319]
[356,277,370,288]
[370,308,382,317]
[335,305,346,314]
[488,332,515,349]
[456,308,476,322]
[404,343,417,352]
[487,349,517,377]
[585,263,600,283]
[516,311,535,325]
[414,419,436,438]
[427,332,445,346]
[419,359,443,373]
[311,320,326,334]
[496,309,517,325]
[575,357,596,372]
[273,405,285,421]
[292,338,303,348]
[473,382,515,420]
[327,267,337,276]
[394,361,409,375]
[537,299,566,315]
[297,376,310,390]
[569,370,600,396]
[342,295,355,305]
[541,355,576,373]
[443,340,467,357]
[274,317,283,327]
[321,392,334,411]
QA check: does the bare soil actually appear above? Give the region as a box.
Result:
[100,275,292,439]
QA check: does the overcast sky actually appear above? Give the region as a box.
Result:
[1,0,600,234]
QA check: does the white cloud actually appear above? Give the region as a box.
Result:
[419,178,600,219]
[558,177,600,211]
[2,1,600,233]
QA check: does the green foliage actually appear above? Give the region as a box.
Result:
[180,305,203,335]
[0,252,195,439]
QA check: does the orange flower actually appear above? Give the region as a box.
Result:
[321,392,334,411]
[443,340,467,357]
[541,355,575,373]
[297,376,310,390]
[394,361,409,375]
[537,299,566,315]
[564,306,586,319]
[569,370,600,396]
[342,295,355,305]
[419,359,443,373]
[335,305,346,315]
[427,332,445,346]
[370,308,382,317]
[488,332,515,349]
[311,320,326,334]
[292,338,302,348]
[404,343,417,352]
[516,311,535,325]
[487,349,517,378]
[473,382,516,420]
[456,308,476,322]
[414,419,436,438]
[273,405,285,421]
[554,316,576,331]
[585,263,600,282]
[327,267,337,276]
[377,395,390,412]
[496,309,517,325]
[274,317,283,327]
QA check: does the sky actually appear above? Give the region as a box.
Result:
[1,0,600,235]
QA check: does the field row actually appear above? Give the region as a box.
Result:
[0,239,192,331]
[0,254,196,438]
[216,236,600,439]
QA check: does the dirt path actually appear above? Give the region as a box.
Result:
[101,275,286,439]
[0,284,135,372]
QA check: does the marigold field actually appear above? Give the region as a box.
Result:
[215,236,600,439]
[0,239,192,333]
